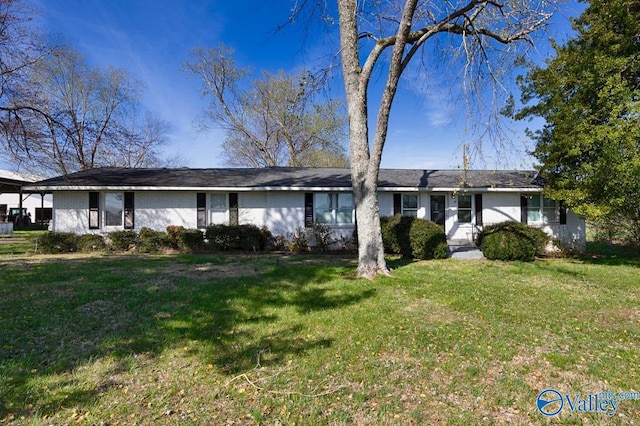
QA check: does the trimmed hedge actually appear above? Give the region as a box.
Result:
[177,229,205,251]
[409,218,449,260]
[37,232,79,253]
[381,215,448,260]
[138,227,170,253]
[107,230,139,252]
[77,234,106,252]
[478,221,549,261]
[205,224,269,251]
[381,215,413,257]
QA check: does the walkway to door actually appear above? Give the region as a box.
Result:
[448,240,485,259]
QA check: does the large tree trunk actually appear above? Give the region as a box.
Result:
[352,163,389,278]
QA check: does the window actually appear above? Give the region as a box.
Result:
[393,193,418,216]
[543,197,559,223]
[524,195,559,224]
[209,193,227,225]
[103,192,134,228]
[104,193,123,227]
[314,193,353,224]
[402,194,418,217]
[457,194,472,223]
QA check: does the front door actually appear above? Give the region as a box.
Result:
[430,195,446,228]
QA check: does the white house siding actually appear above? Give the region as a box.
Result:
[238,192,267,227]
[135,191,198,231]
[265,192,305,235]
[482,193,521,225]
[51,191,90,234]
[47,188,587,252]
[539,210,586,252]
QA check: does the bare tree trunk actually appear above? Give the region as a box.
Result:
[337,0,389,278]
[351,157,389,278]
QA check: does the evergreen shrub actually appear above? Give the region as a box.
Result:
[478,221,549,261]
[37,232,79,253]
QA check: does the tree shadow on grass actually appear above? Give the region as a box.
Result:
[0,253,372,419]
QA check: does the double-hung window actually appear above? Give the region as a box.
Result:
[314,193,353,224]
[524,195,559,224]
[393,193,419,217]
[402,194,418,217]
[457,194,472,223]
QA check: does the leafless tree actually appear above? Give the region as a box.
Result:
[1,45,171,176]
[185,44,348,168]
[329,0,555,278]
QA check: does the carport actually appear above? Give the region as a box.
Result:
[0,169,49,231]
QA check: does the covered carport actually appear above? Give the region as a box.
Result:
[0,169,50,232]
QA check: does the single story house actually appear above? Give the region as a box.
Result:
[22,167,586,251]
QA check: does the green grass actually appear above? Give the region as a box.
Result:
[0,230,45,255]
[0,252,638,424]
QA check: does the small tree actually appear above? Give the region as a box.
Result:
[185,44,349,168]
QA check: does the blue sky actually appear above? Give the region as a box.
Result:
[17,0,585,171]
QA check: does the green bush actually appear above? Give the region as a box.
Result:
[380,215,413,257]
[381,215,447,259]
[177,229,204,251]
[77,234,106,252]
[107,230,139,252]
[37,232,79,253]
[205,224,268,251]
[138,227,169,253]
[166,225,186,248]
[479,221,550,261]
[409,219,448,260]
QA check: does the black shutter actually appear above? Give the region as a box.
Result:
[559,200,567,225]
[474,194,483,226]
[393,193,402,216]
[520,195,528,224]
[124,192,134,229]
[229,193,239,226]
[304,193,314,227]
[89,192,99,229]
[197,193,206,228]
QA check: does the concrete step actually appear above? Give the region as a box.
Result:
[448,241,485,259]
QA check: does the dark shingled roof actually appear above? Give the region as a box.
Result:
[24,167,542,190]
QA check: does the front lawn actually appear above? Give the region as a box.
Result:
[0,253,638,424]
